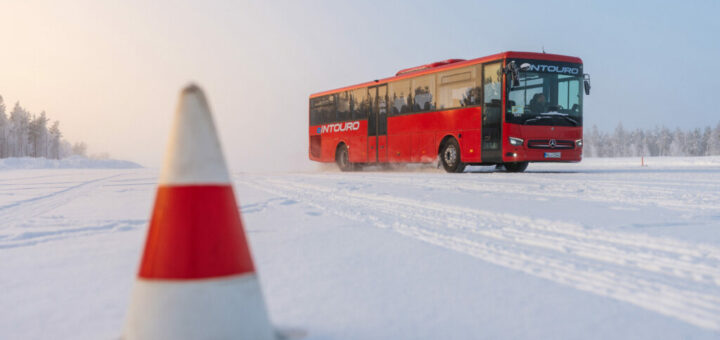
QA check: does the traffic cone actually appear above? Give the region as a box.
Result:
[123,84,276,340]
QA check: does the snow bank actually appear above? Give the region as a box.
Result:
[0,156,142,170]
[577,156,720,168]
[521,156,720,173]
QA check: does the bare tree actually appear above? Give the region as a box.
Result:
[586,123,720,157]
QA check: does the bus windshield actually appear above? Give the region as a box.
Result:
[506,64,583,127]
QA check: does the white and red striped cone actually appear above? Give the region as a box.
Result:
[123,84,276,340]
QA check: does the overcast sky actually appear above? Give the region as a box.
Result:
[1,0,718,170]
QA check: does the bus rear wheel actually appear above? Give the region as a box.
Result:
[440,138,466,173]
[336,144,356,172]
[503,162,529,173]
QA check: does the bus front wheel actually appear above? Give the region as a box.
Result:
[503,162,529,173]
[440,139,466,173]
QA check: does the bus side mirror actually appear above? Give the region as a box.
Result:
[583,74,591,95]
[506,61,520,88]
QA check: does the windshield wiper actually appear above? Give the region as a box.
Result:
[524,113,579,126]
[554,115,579,126]
[523,116,552,125]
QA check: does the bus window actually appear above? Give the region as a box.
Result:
[310,99,320,125]
[310,97,327,125]
[378,85,388,135]
[324,94,336,123]
[351,88,368,120]
[557,75,581,112]
[337,91,351,121]
[311,95,336,125]
[412,75,435,112]
[389,79,411,115]
[437,66,476,109]
[483,63,503,108]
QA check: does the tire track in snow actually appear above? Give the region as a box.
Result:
[238,175,720,331]
[0,219,146,249]
[307,173,720,212]
[0,174,121,228]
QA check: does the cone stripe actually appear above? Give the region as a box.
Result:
[138,185,256,279]
[125,274,275,339]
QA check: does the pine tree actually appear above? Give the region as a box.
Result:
[669,128,686,156]
[28,111,49,157]
[71,141,87,156]
[709,122,720,156]
[687,128,702,156]
[9,102,31,157]
[702,127,712,156]
[48,121,61,159]
[0,96,7,158]
[612,123,628,157]
[59,140,73,158]
[585,123,720,158]
[646,127,659,156]
[658,127,672,156]
[584,125,599,157]
[0,93,79,159]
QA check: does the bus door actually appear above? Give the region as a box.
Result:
[481,62,503,163]
[367,84,388,162]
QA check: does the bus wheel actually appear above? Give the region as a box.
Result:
[440,138,466,173]
[503,162,529,172]
[336,144,354,172]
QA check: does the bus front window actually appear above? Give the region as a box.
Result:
[506,69,583,127]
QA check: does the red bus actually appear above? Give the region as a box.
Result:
[308,51,590,172]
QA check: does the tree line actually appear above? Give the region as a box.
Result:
[0,95,86,159]
[584,122,720,157]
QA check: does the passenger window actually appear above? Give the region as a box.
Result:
[412,75,435,112]
[437,67,478,109]
[389,79,411,115]
[310,99,319,125]
[351,88,368,120]
[311,95,336,124]
[337,91,351,121]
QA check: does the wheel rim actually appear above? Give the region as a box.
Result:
[443,145,457,167]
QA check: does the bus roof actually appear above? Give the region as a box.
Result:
[309,51,583,98]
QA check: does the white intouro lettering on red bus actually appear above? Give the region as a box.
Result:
[320,121,360,134]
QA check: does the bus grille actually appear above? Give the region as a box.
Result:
[527,139,574,149]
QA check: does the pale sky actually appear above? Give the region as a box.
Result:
[1,0,718,170]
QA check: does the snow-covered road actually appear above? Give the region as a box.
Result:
[1,158,719,339]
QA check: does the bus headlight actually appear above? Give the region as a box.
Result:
[509,137,524,146]
[576,139,583,148]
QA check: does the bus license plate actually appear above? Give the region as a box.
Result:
[544,152,561,158]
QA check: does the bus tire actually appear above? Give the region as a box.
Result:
[440,138,466,173]
[335,144,355,172]
[503,162,529,172]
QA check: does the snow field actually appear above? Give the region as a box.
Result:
[239,173,720,330]
[1,158,720,339]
